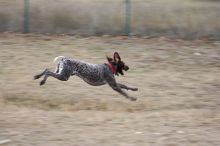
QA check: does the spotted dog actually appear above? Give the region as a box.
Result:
[34,52,138,101]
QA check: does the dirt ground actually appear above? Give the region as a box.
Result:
[0,33,220,146]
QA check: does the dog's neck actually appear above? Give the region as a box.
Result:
[107,63,116,74]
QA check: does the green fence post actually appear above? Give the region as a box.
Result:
[23,0,30,33]
[125,0,131,36]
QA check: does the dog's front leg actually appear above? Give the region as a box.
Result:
[117,83,138,91]
[110,84,137,101]
[106,78,137,101]
[113,86,136,101]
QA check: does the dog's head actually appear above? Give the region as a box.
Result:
[107,52,129,76]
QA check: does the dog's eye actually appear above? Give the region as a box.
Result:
[120,63,125,67]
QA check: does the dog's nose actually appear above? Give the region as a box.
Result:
[124,66,129,71]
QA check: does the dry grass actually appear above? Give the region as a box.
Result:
[0,33,220,145]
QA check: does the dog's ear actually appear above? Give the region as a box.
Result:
[113,52,121,62]
[106,56,113,62]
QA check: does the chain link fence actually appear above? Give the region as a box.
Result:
[0,0,220,39]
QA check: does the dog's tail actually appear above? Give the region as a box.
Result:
[53,56,65,64]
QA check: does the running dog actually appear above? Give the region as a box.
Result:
[34,52,138,101]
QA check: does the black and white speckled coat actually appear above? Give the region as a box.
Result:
[34,52,138,101]
[55,56,112,86]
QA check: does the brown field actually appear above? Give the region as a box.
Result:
[0,33,220,146]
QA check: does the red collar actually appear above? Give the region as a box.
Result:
[107,63,116,74]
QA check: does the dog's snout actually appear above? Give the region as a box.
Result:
[124,66,129,71]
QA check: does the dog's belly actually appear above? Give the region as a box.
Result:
[76,74,106,86]
[82,77,106,86]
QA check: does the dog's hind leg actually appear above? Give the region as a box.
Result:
[117,83,138,91]
[54,63,60,73]
[34,61,61,80]
[39,70,70,86]
[34,69,48,80]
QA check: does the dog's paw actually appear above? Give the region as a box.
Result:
[40,80,45,86]
[132,88,138,91]
[34,75,41,80]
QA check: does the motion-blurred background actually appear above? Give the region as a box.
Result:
[1,0,220,39]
